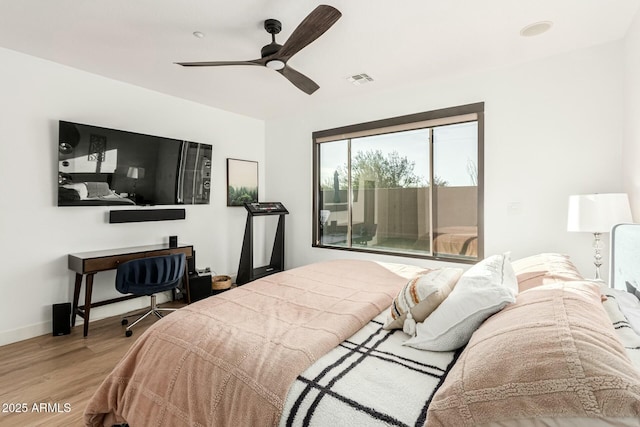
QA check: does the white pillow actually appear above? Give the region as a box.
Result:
[404,253,517,351]
[62,183,88,200]
[85,181,113,198]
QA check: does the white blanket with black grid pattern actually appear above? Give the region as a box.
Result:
[279,312,461,427]
[281,288,640,427]
[600,286,640,368]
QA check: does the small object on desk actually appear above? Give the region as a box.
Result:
[169,235,178,248]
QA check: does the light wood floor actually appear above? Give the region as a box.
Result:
[0,302,185,426]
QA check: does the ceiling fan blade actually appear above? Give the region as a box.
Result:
[276,5,341,62]
[175,60,262,67]
[277,65,320,95]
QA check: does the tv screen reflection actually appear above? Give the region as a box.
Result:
[57,121,212,207]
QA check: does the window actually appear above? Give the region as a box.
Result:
[312,103,483,262]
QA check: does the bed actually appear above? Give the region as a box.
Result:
[59,181,135,206]
[83,255,640,426]
[433,226,478,258]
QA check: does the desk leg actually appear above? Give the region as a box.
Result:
[83,273,95,337]
[71,273,83,327]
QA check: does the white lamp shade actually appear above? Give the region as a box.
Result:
[567,193,632,233]
[127,166,145,179]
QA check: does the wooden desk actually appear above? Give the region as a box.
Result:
[68,243,193,337]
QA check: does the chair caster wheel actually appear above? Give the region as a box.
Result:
[121,319,128,326]
[125,330,133,337]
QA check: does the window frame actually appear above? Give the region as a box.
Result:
[312,102,484,263]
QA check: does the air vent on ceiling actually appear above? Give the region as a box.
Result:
[520,21,553,37]
[347,73,374,86]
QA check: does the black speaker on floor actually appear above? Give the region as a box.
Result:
[188,274,211,303]
[52,303,71,336]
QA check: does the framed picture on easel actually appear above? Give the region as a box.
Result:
[227,158,258,206]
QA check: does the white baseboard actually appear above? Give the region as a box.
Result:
[0,292,172,347]
[0,322,53,347]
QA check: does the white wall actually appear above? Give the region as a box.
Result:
[1,32,635,346]
[265,41,626,280]
[0,47,265,345]
[624,9,640,219]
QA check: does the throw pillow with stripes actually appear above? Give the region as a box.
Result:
[384,268,463,335]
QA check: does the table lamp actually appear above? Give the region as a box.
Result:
[567,193,632,280]
[127,166,145,201]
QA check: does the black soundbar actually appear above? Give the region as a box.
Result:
[109,208,186,224]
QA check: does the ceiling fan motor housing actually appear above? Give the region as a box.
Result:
[262,19,283,58]
[261,42,282,58]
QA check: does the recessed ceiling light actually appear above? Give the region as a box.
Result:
[193,31,205,39]
[520,21,553,37]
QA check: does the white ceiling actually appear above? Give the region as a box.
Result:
[1,0,638,120]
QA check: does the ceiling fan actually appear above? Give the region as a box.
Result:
[175,5,341,95]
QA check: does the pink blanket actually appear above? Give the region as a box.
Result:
[84,259,407,426]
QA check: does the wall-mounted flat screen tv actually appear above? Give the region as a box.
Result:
[57,121,212,206]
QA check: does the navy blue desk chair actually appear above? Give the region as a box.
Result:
[116,253,186,337]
